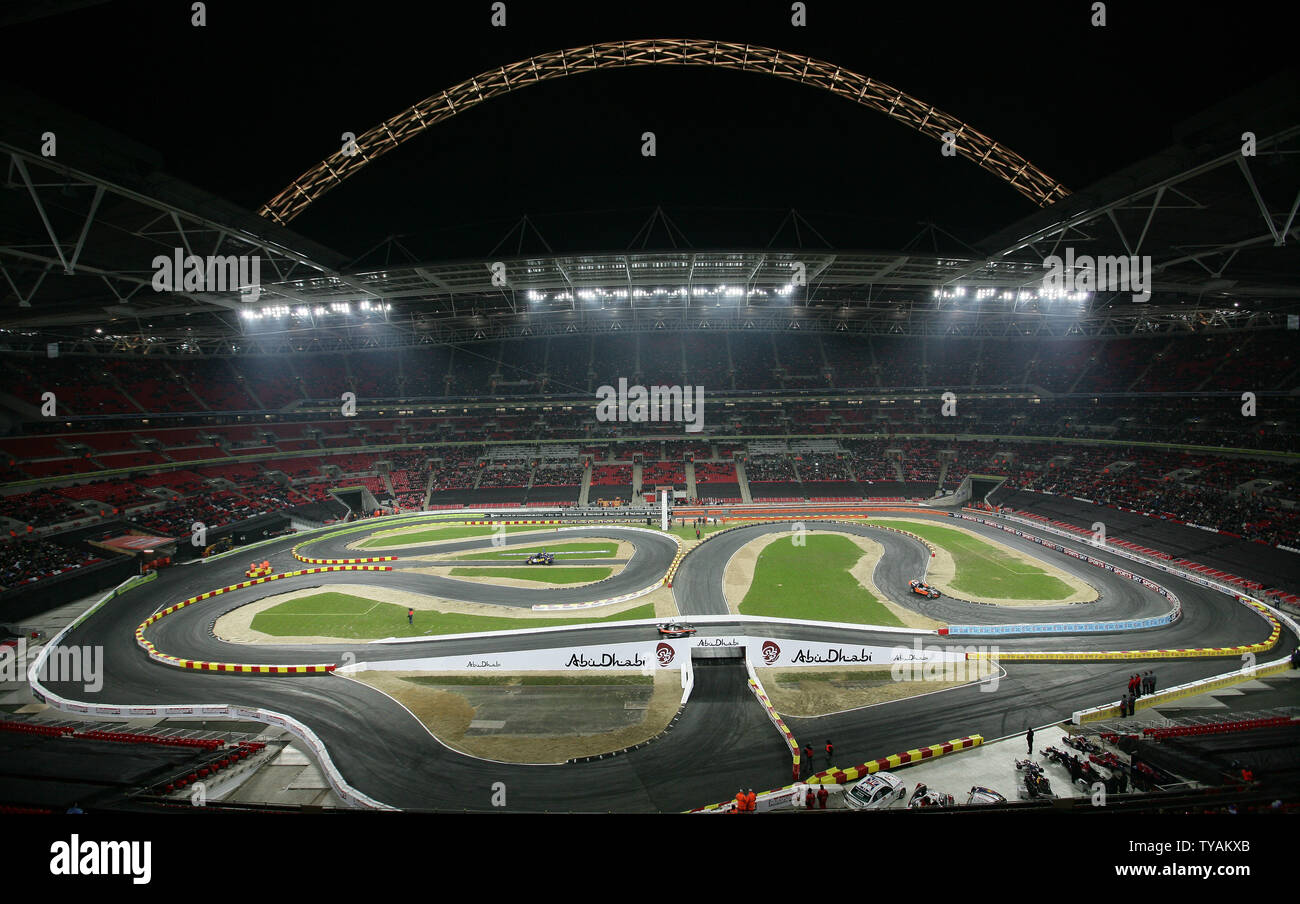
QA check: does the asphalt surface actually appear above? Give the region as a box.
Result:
[37,513,1297,812]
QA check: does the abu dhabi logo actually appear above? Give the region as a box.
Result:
[760,640,781,665]
[655,642,675,666]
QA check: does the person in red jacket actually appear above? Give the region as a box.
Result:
[733,789,746,813]
[817,786,829,809]
[803,744,815,773]
[825,740,834,762]
[745,788,757,812]
[804,787,816,810]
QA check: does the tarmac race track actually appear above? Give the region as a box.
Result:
[37,514,1297,812]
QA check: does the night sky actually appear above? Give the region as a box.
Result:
[3,0,1293,260]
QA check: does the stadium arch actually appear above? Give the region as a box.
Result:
[259,38,1071,225]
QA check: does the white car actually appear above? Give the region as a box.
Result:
[843,772,908,810]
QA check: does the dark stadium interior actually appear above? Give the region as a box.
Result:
[0,0,1297,834]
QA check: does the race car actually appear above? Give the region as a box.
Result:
[525,551,556,566]
[907,783,1006,808]
[907,783,955,809]
[844,771,908,810]
[909,579,941,599]
[965,786,1007,806]
[657,623,697,638]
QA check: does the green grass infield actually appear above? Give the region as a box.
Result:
[249,591,653,639]
[738,533,903,626]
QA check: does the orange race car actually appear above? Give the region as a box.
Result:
[909,579,941,599]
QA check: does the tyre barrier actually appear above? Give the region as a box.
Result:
[662,533,686,587]
[292,550,400,565]
[808,735,984,786]
[463,520,565,525]
[687,734,986,812]
[135,565,393,674]
[747,674,801,780]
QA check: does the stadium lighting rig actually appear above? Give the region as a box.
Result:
[239,301,393,321]
[523,285,791,304]
[935,287,1089,303]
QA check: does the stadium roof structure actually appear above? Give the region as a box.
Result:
[1,60,1296,355]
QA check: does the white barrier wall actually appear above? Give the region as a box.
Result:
[26,575,395,810]
[341,639,685,672]
[342,635,967,673]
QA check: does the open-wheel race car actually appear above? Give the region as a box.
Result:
[907,782,1006,808]
[909,579,941,599]
[657,623,697,638]
[907,783,955,808]
[525,551,556,565]
[964,786,1007,806]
